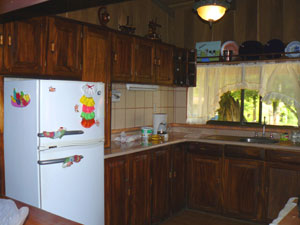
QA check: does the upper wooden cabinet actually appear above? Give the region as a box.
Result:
[111,32,134,83]
[173,47,196,87]
[82,25,111,148]
[111,33,174,85]
[2,17,46,75]
[46,17,82,79]
[134,37,155,84]
[0,16,83,79]
[154,42,173,85]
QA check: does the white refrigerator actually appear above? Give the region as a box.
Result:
[4,78,105,225]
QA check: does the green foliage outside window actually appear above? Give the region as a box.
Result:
[214,89,298,126]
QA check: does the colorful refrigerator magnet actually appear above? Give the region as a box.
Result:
[79,84,98,128]
[11,88,31,107]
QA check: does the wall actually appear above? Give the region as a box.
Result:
[59,0,178,46]
[176,0,300,48]
[111,83,187,130]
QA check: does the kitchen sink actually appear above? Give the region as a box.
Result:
[239,137,279,144]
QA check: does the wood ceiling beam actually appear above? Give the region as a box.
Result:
[0,0,133,23]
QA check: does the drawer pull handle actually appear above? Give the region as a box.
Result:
[8,35,12,46]
[0,34,3,46]
[51,42,55,52]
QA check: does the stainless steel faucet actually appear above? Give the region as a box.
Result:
[262,116,266,137]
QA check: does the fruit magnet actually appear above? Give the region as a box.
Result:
[11,88,31,107]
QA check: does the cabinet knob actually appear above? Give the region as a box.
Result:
[0,34,3,46]
[8,35,12,46]
[157,58,161,66]
[51,42,55,53]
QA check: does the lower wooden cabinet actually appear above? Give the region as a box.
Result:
[187,143,223,213]
[151,146,171,224]
[105,156,129,225]
[170,144,186,214]
[105,151,151,225]
[266,164,300,220]
[129,152,151,225]
[223,158,264,221]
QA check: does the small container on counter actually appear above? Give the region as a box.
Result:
[141,127,153,140]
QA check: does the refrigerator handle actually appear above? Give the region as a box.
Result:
[38,155,84,168]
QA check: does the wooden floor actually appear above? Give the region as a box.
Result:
[160,210,266,225]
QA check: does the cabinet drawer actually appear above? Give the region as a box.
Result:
[224,145,265,160]
[188,142,223,157]
[266,149,300,164]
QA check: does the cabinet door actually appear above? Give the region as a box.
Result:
[46,17,82,79]
[111,33,134,82]
[4,17,46,74]
[266,164,300,220]
[105,156,130,225]
[151,146,171,223]
[129,152,151,225]
[82,25,111,148]
[173,47,186,86]
[155,43,173,85]
[187,153,222,212]
[0,24,4,73]
[223,158,264,220]
[171,144,186,214]
[134,38,155,84]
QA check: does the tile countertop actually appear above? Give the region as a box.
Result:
[104,132,300,159]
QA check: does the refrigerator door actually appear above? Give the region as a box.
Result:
[39,143,104,225]
[4,78,40,207]
[39,80,104,149]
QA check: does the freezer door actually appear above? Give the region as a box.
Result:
[39,143,104,225]
[39,80,104,149]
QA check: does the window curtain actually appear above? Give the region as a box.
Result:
[187,61,300,125]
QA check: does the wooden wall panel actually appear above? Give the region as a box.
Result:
[282,0,300,43]
[258,0,283,44]
[234,0,258,44]
[212,10,235,42]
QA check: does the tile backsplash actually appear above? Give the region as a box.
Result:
[111,83,187,130]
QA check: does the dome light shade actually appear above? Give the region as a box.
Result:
[194,0,230,23]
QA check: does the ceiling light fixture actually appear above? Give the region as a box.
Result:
[193,0,230,27]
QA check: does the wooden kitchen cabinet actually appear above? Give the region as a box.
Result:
[111,32,134,82]
[105,156,130,225]
[46,17,82,79]
[154,42,173,85]
[187,142,223,213]
[151,146,171,223]
[134,37,155,84]
[170,143,186,214]
[266,149,300,220]
[223,145,264,221]
[2,17,46,75]
[173,47,196,87]
[105,151,151,225]
[82,24,111,148]
[129,152,151,225]
[0,24,4,73]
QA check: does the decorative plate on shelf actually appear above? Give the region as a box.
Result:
[264,39,284,59]
[239,40,263,60]
[220,41,239,56]
[285,41,300,58]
